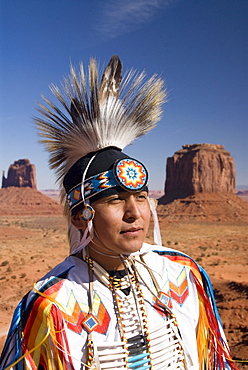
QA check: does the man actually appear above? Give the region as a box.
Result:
[0,56,238,370]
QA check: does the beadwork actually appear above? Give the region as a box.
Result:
[67,158,148,210]
[85,252,187,369]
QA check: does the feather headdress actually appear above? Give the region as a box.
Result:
[35,55,166,188]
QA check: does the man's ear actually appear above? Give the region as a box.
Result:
[71,212,87,230]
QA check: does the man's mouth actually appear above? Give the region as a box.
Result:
[120,227,142,234]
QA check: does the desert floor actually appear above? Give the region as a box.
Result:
[0,215,247,369]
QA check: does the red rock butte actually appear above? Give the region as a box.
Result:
[158,144,248,221]
[2,159,37,189]
[1,159,63,216]
[162,144,235,201]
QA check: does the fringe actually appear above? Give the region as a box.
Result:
[158,250,239,370]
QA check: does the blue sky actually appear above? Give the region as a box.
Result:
[0,0,247,190]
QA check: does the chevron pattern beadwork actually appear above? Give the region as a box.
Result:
[61,290,110,335]
[168,267,189,306]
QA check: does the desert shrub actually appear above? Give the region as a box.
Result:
[1,260,9,266]
[210,261,220,266]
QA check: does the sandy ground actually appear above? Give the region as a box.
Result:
[0,213,247,368]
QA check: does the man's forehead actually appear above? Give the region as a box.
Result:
[92,190,149,204]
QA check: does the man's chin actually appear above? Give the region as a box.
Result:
[117,242,144,256]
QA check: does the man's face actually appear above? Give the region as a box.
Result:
[91,191,150,256]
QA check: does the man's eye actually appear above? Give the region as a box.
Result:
[107,197,123,204]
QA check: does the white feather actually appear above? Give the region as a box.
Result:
[34,56,166,186]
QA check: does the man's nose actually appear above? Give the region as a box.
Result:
[124,196,141,220]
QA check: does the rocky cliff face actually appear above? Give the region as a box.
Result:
[161,144,235,203]
[2,159,37,189]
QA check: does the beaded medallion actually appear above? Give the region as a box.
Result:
[114,158,148,191]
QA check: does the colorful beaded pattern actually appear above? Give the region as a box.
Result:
[84,255,186,369]
[60,290,110,335]
[167,267,189,307]
[67,158,148,210]
[114,158,148,191]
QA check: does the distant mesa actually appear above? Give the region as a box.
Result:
[2,159,37,189]
[159,143,235,204]
[158,144,248,222]
[0,159,62,216]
